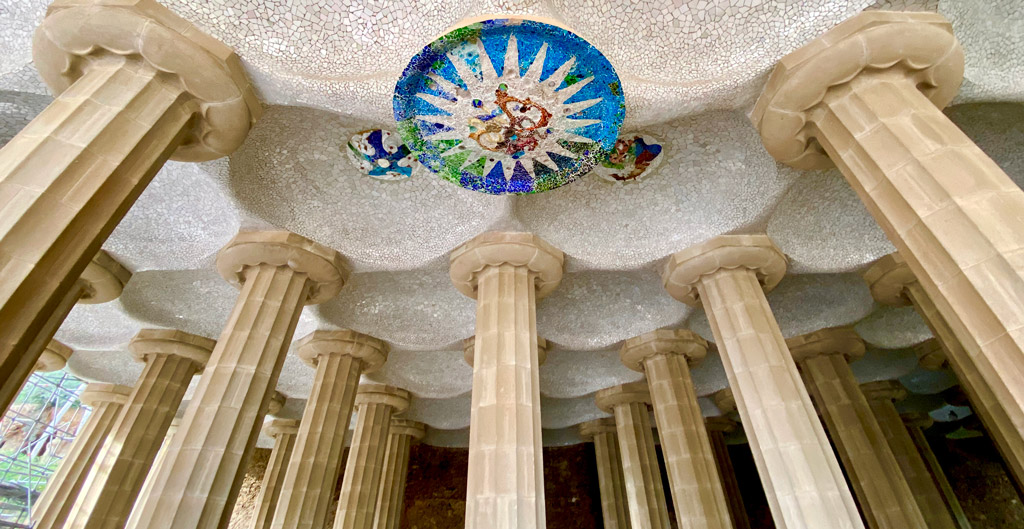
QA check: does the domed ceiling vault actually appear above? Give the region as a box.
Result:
[1,0,1021,446]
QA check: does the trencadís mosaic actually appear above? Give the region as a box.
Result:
[594,134,663,183]
[344,129,421,181]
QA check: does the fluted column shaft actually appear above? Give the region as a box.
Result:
[373,420,424,529]
[580,420,630,529]
[697,269,861,528]
[904,416,972,529]
[30,384,131,528]
[126,418,182,529]
[252,420,300,529]
[706,419,751,529]
[616,400,671,529]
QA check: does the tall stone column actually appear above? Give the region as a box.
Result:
[787,328,926,529]
[373,418,426,529]
[61,329,215,529]
[334,384,410,529]
[753,10,1024,498]
[126,417,182,529]
[449,232,564,529]
[0,0,258,413]
[30,383,131,528]
[620,329,733,529]
[663,234,863,529]
[578,418,631,529]
[132,231,349,529]
[271,331,389,529]
[865,252,1024,488]
[902,413,972,529]
[860,381,958,529]
[596,382,671,529]
[705,416,752,529]
[252,419,300,529]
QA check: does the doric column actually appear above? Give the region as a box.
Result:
[620,329,733,529]
[449,232,564,529]
[595,382,671,529]
[2,251,128,412]
[788,328,926,529]
[0,0,258,413]
[61,329,214,529]
[705,416,752,529]
[902,413,972,529]
[333,384,410,529]
[663,234,863,529]
[34,340,73,373]
[865,252,1024,488]
[252,419,300,529]
[753,10,1024,497]
[132,231,348,529]
[30,383,131,528]
[373,418,426,529]
[860,381,957,529]
[271,331,389,529]
[578,418,631,529]
[126,417,182,529]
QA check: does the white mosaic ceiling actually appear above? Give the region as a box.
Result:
[3,0,1023,446]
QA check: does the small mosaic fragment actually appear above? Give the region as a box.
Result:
[593,134,663,183]
[344,129,421,181]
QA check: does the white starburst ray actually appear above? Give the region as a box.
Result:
[427,72,461,97]
[542,57,576,94]
[560,97,602,117]
[563,118,602,130]
[416,92,458,114]
[447,51,480,90]
[503,35,519,78]
[475,39,500,86]
[554,76,594,104]
[523,43,548,85]
[422,129,463,141]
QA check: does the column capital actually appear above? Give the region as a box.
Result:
[355,384,411,413]
[595,381,651,413]
[129,329,215,367]
[463,335,547,367]
[712,388,735,414]
[34,0,261,161]
[449,232,564,299]
[863,253,916,306]
[914,339,947,371]
[901,412,934,430]
[662,235,787,306]
[786,327,865,363]
[705,416,738,434]
[267,390,287,416]
[620,328,707,372]
[79,251,131,305]
[578,418,617,440]
[80,383,133,407]
[389,418,426,440]
[264,418,300,438]
[35,340,73,373]
[296,330,389,373]
[860,380,908,404]
[750,11,963,170]
[216,231,350,305]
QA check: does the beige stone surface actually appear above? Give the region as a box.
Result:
[0,0,256,416]
[754,10,1024,499]
[579,418,631,529]
[252,419,300,529]
[449,232,563,529]
[663,235,863,529]
[31,383,131,529]
[861,381,957,529]
[131,231,346,529]
[271,331,388,529]
[902,413,972,529]
[596,382,671,529]
[126,417,183,529]
[373,418,425,529]
[788,328,925,529]
[334,384,410,529]
[621,329,732,529]
[35,339,72,373]
[61,329,214,529]
[705,417,751,529]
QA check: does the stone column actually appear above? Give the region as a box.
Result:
[861,381,957,529]
[449,232,564,529]
[373,418,426,529]
[865,252,1024,488]
[132,231,349,529]
[30,383,131,528]
[34,340,73,373]
[578,418,631,529]
[126,417,182,529]
[787,328,926,529]
[0,0,258,414]
[620,329,733,529]
[60,329,214,529]
[333,384,410,529]
[705,416,752,529]
[663,234,863,529]
[903,413,972,529]
[596,382,671,529]
[252,419,300,529]
[271,331,389,529]
[753,10,1024,498]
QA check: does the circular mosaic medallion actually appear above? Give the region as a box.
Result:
[593,134,664,183]
[344,129,421,181]
[394,18,625,194]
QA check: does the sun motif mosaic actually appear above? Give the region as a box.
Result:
[593,135,664,183]
[344,129,421,181]
[393,18,625,194]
